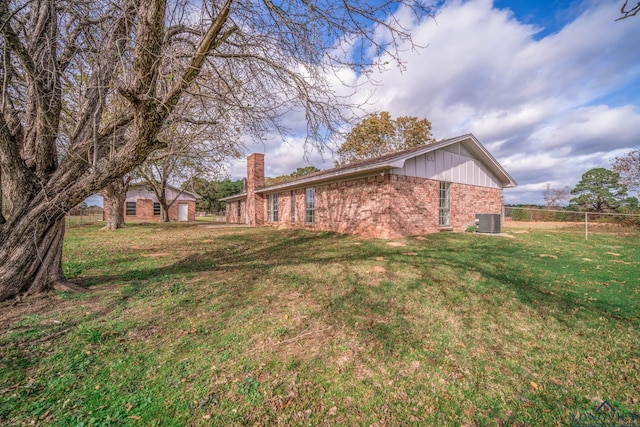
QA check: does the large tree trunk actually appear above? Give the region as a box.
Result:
[160,206,170,222]
[159,195,170,222]
[0,169,6,224]
[0,0,237,302]
[101,179,129,230]
[0,214,65,300]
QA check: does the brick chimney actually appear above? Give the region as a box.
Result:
[246,153,265,226]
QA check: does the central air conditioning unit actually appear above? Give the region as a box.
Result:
[475,214,501,233]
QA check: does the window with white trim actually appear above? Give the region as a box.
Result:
[153,202,161,216]
[268,193,279,222]
[290,190,296,222]
[439,182,450,227]
[305,188,315,224]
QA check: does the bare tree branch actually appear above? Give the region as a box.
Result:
[616,0,640,20]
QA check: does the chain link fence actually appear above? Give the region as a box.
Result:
[3,201,104,229]
[504,206,640,239]
[197,211,227,222]
[66,207,104,229]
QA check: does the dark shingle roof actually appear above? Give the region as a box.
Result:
[220,133,516,201]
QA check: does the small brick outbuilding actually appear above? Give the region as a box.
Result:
[222,134,516,239]
[103,184,200,222]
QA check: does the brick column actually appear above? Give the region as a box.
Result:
[246,153,265,226]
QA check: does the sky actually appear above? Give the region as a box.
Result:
[226,0,640,205]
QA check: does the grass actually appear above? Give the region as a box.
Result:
[1,223,639,426]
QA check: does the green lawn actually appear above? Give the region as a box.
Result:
[1,223,639,426]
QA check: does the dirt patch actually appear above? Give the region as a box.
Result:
[539,254,558,259]
[141,252,171,258]
[200,224,249,229]
[0,293,61,334]
[386,242,406,247]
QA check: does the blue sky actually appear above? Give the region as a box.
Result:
[226,0,640,205]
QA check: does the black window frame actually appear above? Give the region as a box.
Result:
[125,201,136,216]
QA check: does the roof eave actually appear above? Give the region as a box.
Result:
[219,192,247,201]
[255,164,395,193]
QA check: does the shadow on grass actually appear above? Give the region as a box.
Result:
[70,226,639,329]
[402,233,638,324]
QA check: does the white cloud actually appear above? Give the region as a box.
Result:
[229,0,640,205]
[351,0,640,203]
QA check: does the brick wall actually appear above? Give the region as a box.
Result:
[171,201,197,222]
[104,199,197,222]
[226,200,246,224]
[449,182,502,230]
[246,153,265,226]
[262,173,503,238]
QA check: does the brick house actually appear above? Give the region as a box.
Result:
[103,184,200,222]
[221,134,516,238]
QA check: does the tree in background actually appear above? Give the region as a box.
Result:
[290,166,321,178]
[136,111,239,222]
[612,149,640,192]
[336,112,435,166]
[570,168,628,212]
[543,183,571,207]
[187,178,244,214]
[0,0,433,300]
[101,176,133,230]
[265,166,321,186]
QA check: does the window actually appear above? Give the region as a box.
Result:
[439,182,450,227]
[290,190,296,222]
[153,202,161,216]
[305,188,315,223]
[268,193,278,222]
[237,201,241,218]
[126,201,136,216]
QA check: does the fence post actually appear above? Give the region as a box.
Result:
[585,212,588,241]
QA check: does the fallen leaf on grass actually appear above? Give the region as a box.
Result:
[539,254,558,259]
[605,252,621,256]
[530,381,539,390]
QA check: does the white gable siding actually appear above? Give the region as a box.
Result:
[125,186,199,203]
[392,143,501,188]
[126,187,156,203]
